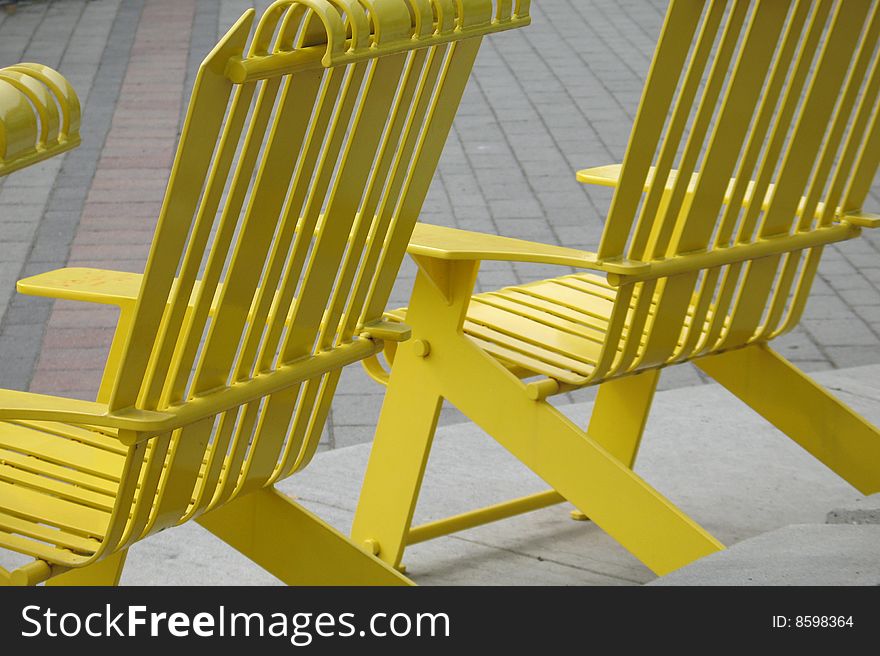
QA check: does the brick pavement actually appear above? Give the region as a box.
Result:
[0,0,878,451]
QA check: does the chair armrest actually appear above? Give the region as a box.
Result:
[15,269,412,342]
[16,267,223,312]
[0,388,174,436]
[407,223,649,276]
[576,164,624,187]
[16,267,142,306]
[576,164,880,229]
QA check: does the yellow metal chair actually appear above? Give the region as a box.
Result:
[353,0,880,576]
[0,0,530,586]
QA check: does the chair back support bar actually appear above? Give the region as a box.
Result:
[594,0,880,373]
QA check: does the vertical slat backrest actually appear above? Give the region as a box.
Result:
[593,0,880,374]
[97,0,529,545]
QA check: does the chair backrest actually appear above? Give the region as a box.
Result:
[0,63,80,176]
[595,0,880,373]
[98,0,529,549]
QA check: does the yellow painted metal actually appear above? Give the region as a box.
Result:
[355,0,880,576]
[0,0,525,585]
[197,487,411,585]
[406,490,564,545]
[354,260,723,575]
[0,63,80,177]
[408,223,650,274]
[44,549,128,586]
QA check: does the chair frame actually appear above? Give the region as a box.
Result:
[353,0,880,576]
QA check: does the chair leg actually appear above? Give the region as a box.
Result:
[355,259,721,575]
[696,343,880,494]
[565,369,660,521]
[588,368,661,467]
[351,341,444,568]
[45,549,128,586]
[197,486,413,585]
[436,342,722,575]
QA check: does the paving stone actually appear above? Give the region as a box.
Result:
[802,318,880,347]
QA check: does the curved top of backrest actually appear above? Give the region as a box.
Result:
[597,0,880,262]
[226,0,530,81]
[0,63,81,177]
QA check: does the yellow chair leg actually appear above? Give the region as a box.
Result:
[442,350,722,575]
[351,344,444,568]
[197,486,413,585]
[567,369,660,521]
[45,549,128,586]
[696,343,880,494]
[588,368,660,467]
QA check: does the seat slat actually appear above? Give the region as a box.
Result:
[0,510,101,554]
[0,447,118,494]
[0,462,115,512]
[504,286,611,321]
[463,320,598,375]
[0,479,109,538]
[466,303,605,366]
[11,420,126,455]
[472,296,608,345]
[0,528,88,566]
[467,335,591,386]
[0,422,124,481]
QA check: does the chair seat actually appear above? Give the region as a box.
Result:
[0,420,124,565]
[390,272,709,387]
[462,273,618,386]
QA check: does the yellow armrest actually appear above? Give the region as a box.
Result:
[407,223,649,276]
[17,267,220,313]
[576,164,624,187]
[0,388,173,436]
[15,269,410,343]
[577,164,755,202]
[17,267,142,306]
[576,164,879,228]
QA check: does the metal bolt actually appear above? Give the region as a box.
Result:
[412,339,431,357]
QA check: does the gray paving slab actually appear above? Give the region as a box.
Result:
[649,525,880,586]
[1,362,861,586]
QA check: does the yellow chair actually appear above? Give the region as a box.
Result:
[353,0,880,576]
[0,0,530,586]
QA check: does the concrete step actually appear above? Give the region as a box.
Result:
[649,524,880,585]
[109,363,880,585]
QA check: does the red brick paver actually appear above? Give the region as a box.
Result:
[30,0,196,401]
